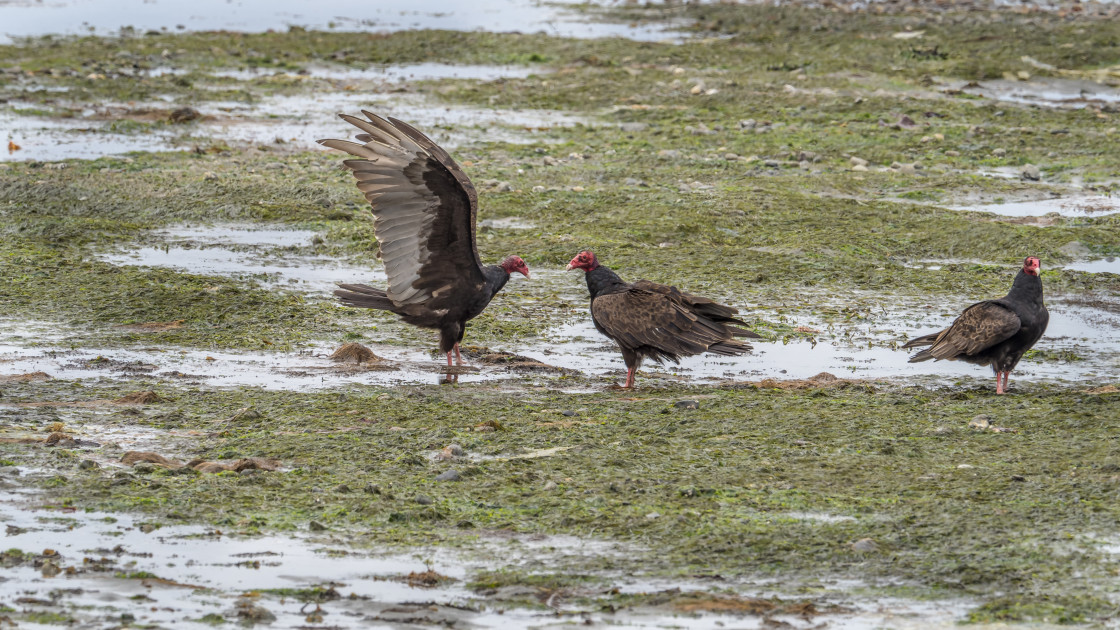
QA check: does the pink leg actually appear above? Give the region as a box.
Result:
[995,371,1005,395]
[453,343,463,366]
[1002,371,1010,393]
[623,367,636,389]
[446,351,453,368]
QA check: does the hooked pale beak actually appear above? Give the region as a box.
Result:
[520,269,531,279]
[565,261,576,271]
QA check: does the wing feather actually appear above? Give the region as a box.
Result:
[907,301,1021,361]
[592,289,752,362]
[319,112,484,308]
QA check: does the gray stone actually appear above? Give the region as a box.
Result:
[968,415,991,430]
[674,400,700,410]
[415,495,435,505]
[1020,164,1041,180]
[849,156,868,167]
[435,469,461,482]
[993,148,1007,157]
[619,122,648,133]
[851,538,879,553]
[1059,240,1091,257]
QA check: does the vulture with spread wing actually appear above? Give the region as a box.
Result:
[903,256,1048,394]
[566,250,760,388]
[319,112,529,367]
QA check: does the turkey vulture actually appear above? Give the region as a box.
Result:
[566,250,760,388]
[318,112,530,367]
[903,256,1048,394]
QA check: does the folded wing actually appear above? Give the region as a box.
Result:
[904,301,1021,361]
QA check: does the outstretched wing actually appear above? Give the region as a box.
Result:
[905,301,1021,360]
[319,111,484,308]
[591,288,752,359]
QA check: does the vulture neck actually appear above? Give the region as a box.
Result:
[482,264,512,298]
[585,265,628,299]
[1006,270,1044,304]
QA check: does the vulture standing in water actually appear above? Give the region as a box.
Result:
[319,112,529,368]
[566,250,760,388]
[903,256,1048,394]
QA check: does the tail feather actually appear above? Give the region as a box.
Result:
[727,325,763,339]
[707,339,754,356]
[903,330,944,363]
[335,284,398,311]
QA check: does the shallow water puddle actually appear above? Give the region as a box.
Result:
[199,91,589,150]
[0,0,688,45]
[0,107,183,163]
[0,480,987,630]
[98,224,381,294]
[1062,258,1120,274]
[517,293,1120,386]
[953,77,1120,109]
[949,195,1120,218]
[204,62,541,82]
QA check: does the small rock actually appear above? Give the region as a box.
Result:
[78,459,99,470]
[898,115,917,129]
[993,148,1007,157]
[1017,70,1031,81]
[415,495,434,505]
[1020,164,1041,181]
[849,156,869,167]
[435,469,461,482]
[657,149,679,159]
[623,177,646,187]
[764,159,780,168]
[561,410,577,417]
[899,163,918,175]
[542,156,559,166]
[309,520,328,532]
[41,560,61,577]
[738,119,757,129]
[674,400,700,410]
[689,84,704,95]
[168,106,201,123]
[495,181,513,192]
[531,185,545,192]
[329,342,380,364]
[851,538,879,553]
[619,122,647,133]
[944,150,960,157]
[968,415,991,430]
[645,512,661,520]
[851,164,869,172]
[957,464,975,469]
[542,481,558,491]
[1059,241,1091,257]
[262,162,286,170]
[685,123,713,136]
[227,407,261,422]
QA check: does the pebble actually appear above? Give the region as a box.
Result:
[203,171,218,181]
[1020,164,1041,180]
[531,185,545,192]
[899,163,918,175]
[944,150,961,157]
[542,156,560,166]
[764,159,781,168]
[619,122,648,133]
[685,123,714,136]
[849,156,868,167]
[623,177,647,187]
[993,148,1007,157]
[657,149,680,159]
[415,495,435,505]
[674,400,700,410]
[262,162,286,170]
[968,415,991,430]
[542,480,558,491]
[78,459,99,470]
[436,469,461,482]
[851,164,869,172]
[309,520,328,531]
[851,538,879,553]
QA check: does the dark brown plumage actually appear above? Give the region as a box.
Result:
[566,250,760,388]
[903,256,1048,394]
[319,112,529,367]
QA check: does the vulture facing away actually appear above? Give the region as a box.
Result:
[903,256,1048,394]
[566,250,761,388]
[319,112,529,367]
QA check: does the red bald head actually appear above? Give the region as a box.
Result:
[501,255,530,279]
[1023,256,1041,276]
[566,250,599,272]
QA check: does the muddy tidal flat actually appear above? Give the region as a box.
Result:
[3,0,1120,627]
